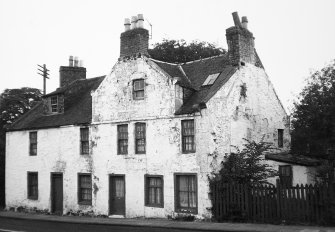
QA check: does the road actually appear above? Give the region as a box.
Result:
[0,217,212,232]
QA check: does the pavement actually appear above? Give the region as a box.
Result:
[0,210,335,232]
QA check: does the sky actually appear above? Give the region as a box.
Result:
[0,0,334,113]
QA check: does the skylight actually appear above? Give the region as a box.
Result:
[202,73,220,86]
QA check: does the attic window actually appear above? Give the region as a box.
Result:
[202,73,220,86]
[51,96,58,113]
[133,79,144,100]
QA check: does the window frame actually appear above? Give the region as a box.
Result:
[27,172,38,200]
[144,175,164,208]
[117,124,128,155]
[29,131,37,156]
[133,79,145,100]
[135,122,146,154]
[50,95,58,113]
[174,173,198,214]
[80,127,89,155]
[181,120,195,153]
[279,165,293,186]
[278,129,284,148]
[78,173,92,205]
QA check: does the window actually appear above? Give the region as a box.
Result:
[202,73,220,86]
[279,165,292,186]
[118,124,128,154]
[51,95,58,113]
[135,123,146,154]
[27,172,38,200]
[133,79,144,100]
[78,174,92,205]
[80,128,89,155]
[278,129,284,148]
[175,174,197,213]
[29,131,37,156]
[182,120,195,153]
[145,175,163,207]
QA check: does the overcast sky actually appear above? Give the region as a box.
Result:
[0,0,334,112]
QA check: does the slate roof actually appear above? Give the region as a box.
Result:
[151,54,238,115]
[265,152,321,166]
[9,76,105,131]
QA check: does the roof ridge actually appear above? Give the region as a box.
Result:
[149,58,179,66]
[182,54,227,65]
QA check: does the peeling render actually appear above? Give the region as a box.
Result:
[6,59,290,219]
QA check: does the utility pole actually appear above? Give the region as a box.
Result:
[37,64,49,95]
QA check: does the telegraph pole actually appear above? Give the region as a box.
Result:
[37,64,49,95]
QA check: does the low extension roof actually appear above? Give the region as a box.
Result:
[9,76,105,131]
[265,152,321,166]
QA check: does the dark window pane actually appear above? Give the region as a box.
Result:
[278,129,284,148]
[118,125,128,154]
[146,176,163,207]
[28,172,38,199]
[29,132,37,156]
[133,79,144,100]
[176,175,197,212]
[79,174,92,204]
[182,120,195,153]
[80,128,89,154]
[135,123,146,154]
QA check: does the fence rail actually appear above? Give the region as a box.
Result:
[211,182,335,225]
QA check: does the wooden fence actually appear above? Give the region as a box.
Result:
[210,182,335,225]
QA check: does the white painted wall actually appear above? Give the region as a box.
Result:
[6,59,292,219]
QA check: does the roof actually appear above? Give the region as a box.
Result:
[151,55,238,115]
[265,152,321,166]
[8,76,105,131]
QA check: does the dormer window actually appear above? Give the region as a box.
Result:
[133,79,144,100]
[202,73,220,86]
[51,96,58,113]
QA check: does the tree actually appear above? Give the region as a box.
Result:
[0,87,42,207]
[291,59,335,157]
[148,39,226,63]
[211,139,278,185]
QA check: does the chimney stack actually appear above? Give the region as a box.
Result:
[59,56,86,87]
[120,13,149,58]
[226,12,256,66]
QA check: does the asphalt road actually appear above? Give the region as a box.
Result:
[0,217,212,232]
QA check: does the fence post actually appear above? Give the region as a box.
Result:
[276,179,281,220]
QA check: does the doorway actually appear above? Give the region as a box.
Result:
[109,175,125,216]
[51,173,63,214]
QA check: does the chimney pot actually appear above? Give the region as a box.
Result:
[131,16,138,29]
[137,14,144,28]
[69,56,74,67]
[124,18,131,31]
[74,56,79,67]
[232,12,243,28]
[242,16,248,29]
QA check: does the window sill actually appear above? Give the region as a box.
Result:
[176,208,197,214]
[182,151,196,154]
[28,197,38,200]
[78,201,92,206]
[145,204,164,208]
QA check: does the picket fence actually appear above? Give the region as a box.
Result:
[210,182,335,225]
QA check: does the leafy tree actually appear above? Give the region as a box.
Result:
[212,139,278,185]
[0,87,42,207]
[148,39,226,63]
[291,59,335,157]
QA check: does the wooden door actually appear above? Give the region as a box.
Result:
[109,175,125,215]
[51,173,63,214]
